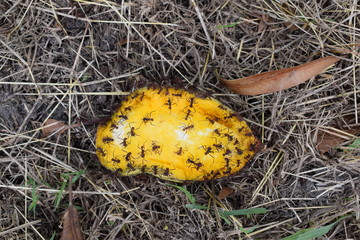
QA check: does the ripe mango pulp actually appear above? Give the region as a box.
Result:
[96,87,259,181]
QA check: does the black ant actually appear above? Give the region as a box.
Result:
[165,98,172,110]
[131,92,140,100]
[172,93,182,97]
[142,112,155,125]
[103,136,114,143]
[238,127,245,132]
[121,137,128,147]
[236,160,242,167]
[185,109,192,120]
[218,105,227,110]
[224,157,230,167]
[175,146,183,155]
[224,133,233,141]
[111,158,121,164]
[118,114,128,120]
[127,163,135,171]
[223,149,231,156]
[206,117,215,124]
[224,167,232,175]
[163,168,170,176]
[213,129,221,136]
[224,113,236,120]
[187,158,203,170]
[249,143,258,152]
[235,147,243,155]
[141,165,147,173]
[182,124,194,132]
[130,127,136,136]
[153,165,158,175]
[138,145,146,158]
[96,147,106,157]
[125,152,132,161]
[213,143,223,150]
[234,138,240,145]
[110,123,118,130]
[124,106,132,112]
[152,142,161,154]
[188,97,196,108]
[204,147,213,155]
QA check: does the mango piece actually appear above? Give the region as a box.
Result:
[96,87,259,181]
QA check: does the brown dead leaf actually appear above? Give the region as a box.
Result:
[60,205,83,240]
[222,56,340,95]
[42,119,80,137]
[317,126,360,154]
[217,187,234,200]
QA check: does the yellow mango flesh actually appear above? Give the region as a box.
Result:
[96,87,259,181]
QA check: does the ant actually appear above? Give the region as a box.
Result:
[236,160,242,167]
[249,143,258,152]
[188,97,196,108]
[204,146,213,155]
[142,112,155,125]
[223,149,231,156]
[131,92,140,100]
[213,143,223,150]
[238,127,245,132]
[234,138,240,145]
[224,167,232,175]
[121,137,128,147]
[124,106,132,112]
[163,168,170,176]
[103,136,114,143]
[127,163,135,171]
[118,114,128,120]
[245,132,253,137]
[224,157,230,167]
[152,141,161,154]
[125,152,132,161]
[172,93,182,97]
[224,113,236,120]
[153,165,158,175]
[175,146,183,155]
[206,117,215,124]
[141,165,147,173]
[187,157,203,170]
[213,129,221,136]
[224,133,234,141]
[138,145,146,158]
[218,105,227,111]
[185,109,192,120]
[111,158,121,164]
[165,98,172,110]
[110,123,118,130]
[182,124,194,132]
[96,147,106,157]
[130,127,136,136]
[235,147,243,155]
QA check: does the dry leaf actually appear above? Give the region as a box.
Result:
[60,205,83,240]
[217,187,234,200]
[317,126,360,154]
[222,56,340,95]
[42,119,80,137]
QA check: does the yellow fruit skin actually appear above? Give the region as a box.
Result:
[96,87,259,181]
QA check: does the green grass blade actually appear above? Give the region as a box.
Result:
[221,207,268,216]
[167,184,195,204]
[280,215,349,240]
[348,138,360,148]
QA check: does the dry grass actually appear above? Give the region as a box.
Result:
[0,0,359,239]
